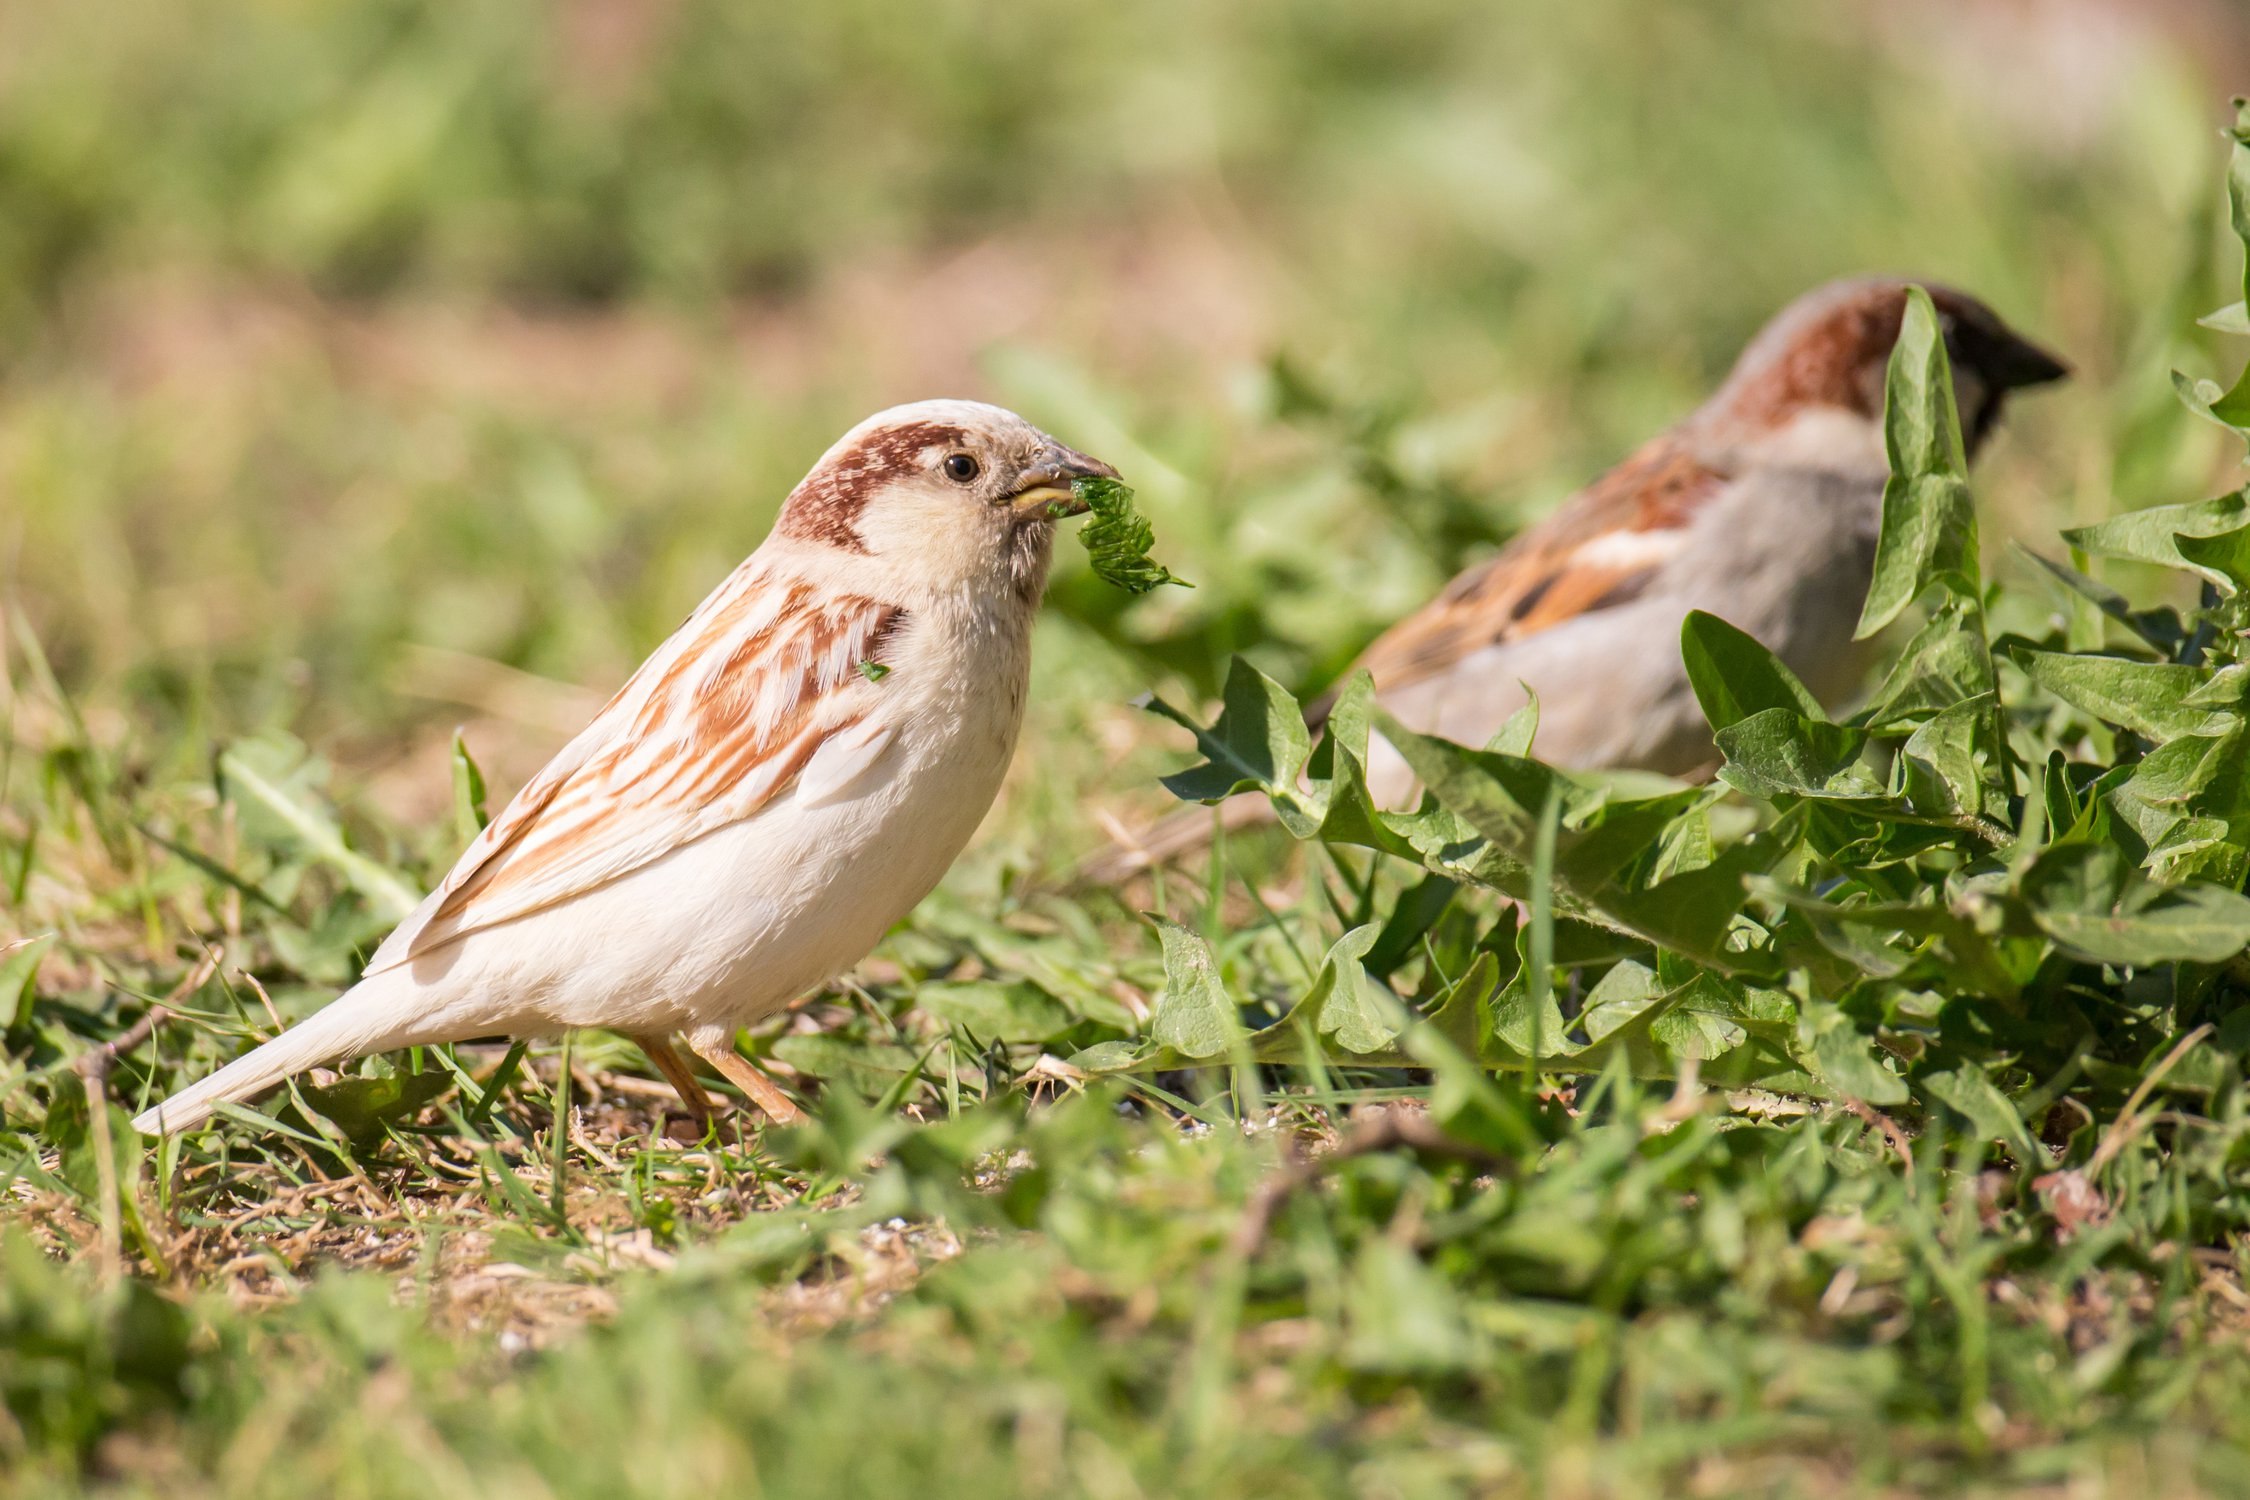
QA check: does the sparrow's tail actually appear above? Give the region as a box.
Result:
[1077,792,1276,886]
[130,968,455,1136]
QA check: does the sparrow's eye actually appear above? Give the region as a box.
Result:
[942,453,980,484]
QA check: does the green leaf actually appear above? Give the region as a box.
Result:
[2015,545,2187,654]
[2062,491,2250,579]
[2229,97,2250,307]
[1361,870,1458,978]
[1641,971,1754,1061]
[1485,962,1574,1061]
[2020,842,2250,966]
[2101,726,2250,888]
[2188,664,2250,708]
[2181,103,2250,449]
[1713,709,1881,801]
[2202,301,2250,336]
[1896,695,2005,823]
[2013,651,2227,740]
[1293,925,1403,1055]
[2120,723,2250,809]
[1062,1040,1149,1075]
[1859,598,1997,731]
[2038,750,2083,848]
[1797,1001,1908,1105]
[916,981,1076,1044]
[2176,524,2250,594]
[2110,724,2250,887]
[1488,693,1540,757]
[1919,1066,2040,1161]
[1069,923,1423,1077]
[1391,982,1544,1157]
[1575,959,1663,1046]
[1561,962,1792,1078]
[1756,880,2022,1001]
[450,730,490,845]
[1343,1240,1478,1375]
[1587,834,1790,972]
[1071,476,1190,595]
[1312,670,1381,773]
[1296,677,1439,860]
[1371,709,1778,969]
[1857,287,1978,638]
[1148,658,1313,809]
[0,935,51,1041]
[297,1068,453,1153]
[2139,816,2248,890]
[771,1035,925,1088]
[1649,803,1717,881]
[2173,368,2250,444]
[1422,949,1498,1056]
[1681,610,1823,733]
[1367,712,1620,866]
[1149,920,1240,1059]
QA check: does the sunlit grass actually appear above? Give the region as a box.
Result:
[10,2,2250,1495]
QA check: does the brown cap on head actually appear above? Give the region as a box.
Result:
[773,399,1121,557]
[778,417,971,553]
[1702,277,2068,454]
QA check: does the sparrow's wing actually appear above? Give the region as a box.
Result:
[364,564,905,975]
[1324,433,1730,716]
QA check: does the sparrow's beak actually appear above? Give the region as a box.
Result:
[1004,442,1121,518]
[1984,329,2071,391]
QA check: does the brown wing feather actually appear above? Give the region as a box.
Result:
[365,570,904,974]
[1328,433,1730,712]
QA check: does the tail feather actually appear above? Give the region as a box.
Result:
[1076,792,1276,886]
[130,972,444,1136]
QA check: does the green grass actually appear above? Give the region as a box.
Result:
[11,3,2250,1495]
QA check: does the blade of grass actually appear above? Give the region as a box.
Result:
[549,1031,573,1218]
[467,1040,531,1128]
[1527,785,1560,1090]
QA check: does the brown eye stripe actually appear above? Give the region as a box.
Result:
[775,420,970,552]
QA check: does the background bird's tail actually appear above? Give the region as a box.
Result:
[1077,792,1275,886]
[130,969,447,1136]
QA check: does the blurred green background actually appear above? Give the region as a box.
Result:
[4,0,2248,874]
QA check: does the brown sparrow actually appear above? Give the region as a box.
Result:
[1095,277,2066,878]
[137,401,1119,1134]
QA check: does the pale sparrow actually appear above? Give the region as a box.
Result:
[1094,277,2066,878]
[137,401,1119,1134]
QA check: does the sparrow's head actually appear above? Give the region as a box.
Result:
[774,399,1120,597]
[1706,277,2069,460]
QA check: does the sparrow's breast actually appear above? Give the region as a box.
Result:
[710,595,1040,1005]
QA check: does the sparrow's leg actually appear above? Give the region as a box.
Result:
[626,1032,717,1132]
[687,1025,804,1124]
